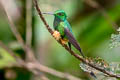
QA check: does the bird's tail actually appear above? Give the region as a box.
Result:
[77,47,85,58]
[69,40,97,78]
[64,28,96,78]
[69,39,85,57]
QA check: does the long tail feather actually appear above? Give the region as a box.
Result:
[64,28,85,57]
[64,28,97,78]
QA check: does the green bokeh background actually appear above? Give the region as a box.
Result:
[0,0,120,80]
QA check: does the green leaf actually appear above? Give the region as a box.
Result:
[0,47,16,69]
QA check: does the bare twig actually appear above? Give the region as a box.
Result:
[33,0,120,78]
[27,62,81,80]
[1,1,24,47]
[25,0,33,61]
[40,75,50,80]
[1,1,36,62]
[34,74,50,80]
[26,0,32,47]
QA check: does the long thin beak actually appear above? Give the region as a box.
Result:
[42,12,54,15]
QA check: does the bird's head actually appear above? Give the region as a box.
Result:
[54,10,67,21]
[42,10,67,21]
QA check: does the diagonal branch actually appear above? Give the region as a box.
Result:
[28,62,81,80]
[0,41,24,65]
[33,0,120,78]
[1,1,36,62]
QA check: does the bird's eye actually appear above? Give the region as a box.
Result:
[58,13,63,16]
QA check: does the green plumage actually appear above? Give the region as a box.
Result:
[53,10,72,38]
[56,21,72,39]
[43,10,85,57]
[53,10,85,57]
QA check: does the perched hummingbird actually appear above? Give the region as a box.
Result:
[43,10,85,57]
[43,10,96,78]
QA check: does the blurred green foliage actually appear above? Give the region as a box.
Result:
[0,48,15,69]
[0,0,120,80]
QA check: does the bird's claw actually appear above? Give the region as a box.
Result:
[53,31,61,40]
[60,39,68,45]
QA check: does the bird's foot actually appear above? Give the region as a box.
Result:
[60,39,68,45]
[53,31,61,40]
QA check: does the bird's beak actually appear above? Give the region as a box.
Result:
[42,12,54,15]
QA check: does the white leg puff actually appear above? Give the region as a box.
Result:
[53,31,61,40]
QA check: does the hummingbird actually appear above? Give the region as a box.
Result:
[43,10,85,57]
[42,10,96,78]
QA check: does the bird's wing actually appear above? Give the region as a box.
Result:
[64,28,85,57]
[64,28,80,50]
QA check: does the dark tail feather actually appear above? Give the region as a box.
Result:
[64,28,96,78]
[68,38,85,57]
[78,48,85,58]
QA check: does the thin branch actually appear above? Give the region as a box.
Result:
[25,0,33,61]
[27,62,81,80]
[0,41,39,75]
[33,0,120,78]
[33,0,53,35]
[1,2,24,47]
[0,41,81,80]
[26,0,32,47]
[1,1,36,62]
[34,74,50,80]
[0,41,25,67]
[40,75,50,80]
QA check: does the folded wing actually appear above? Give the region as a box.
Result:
[64,28,85,57]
